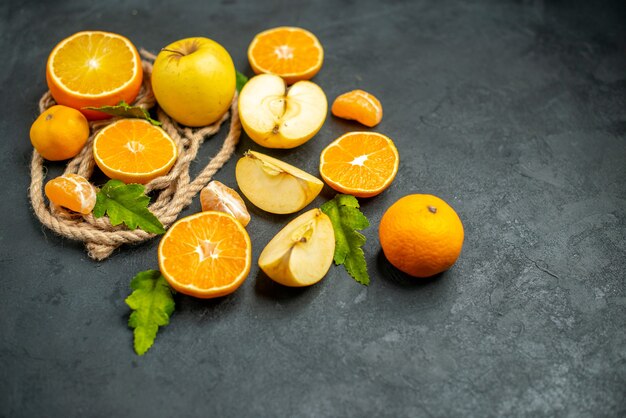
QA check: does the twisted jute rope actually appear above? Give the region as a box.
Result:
[29,49,241,261]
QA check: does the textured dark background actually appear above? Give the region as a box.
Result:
[1,0,625,416]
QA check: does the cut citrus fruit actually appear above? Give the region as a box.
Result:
[332,90,383,127]
[44,173,97,214]
[158,211,252,299]
[319,132,399,198]
[30,105,90,161]
[93,119,177,184]
[200,180,251,227]
[247,26,323,85]
[46,31,143,120]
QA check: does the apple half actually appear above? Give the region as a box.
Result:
[235,150,323,214]
[259,208,335,287]
[238,73,327,149]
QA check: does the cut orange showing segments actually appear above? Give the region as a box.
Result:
[248,26,323,85]
[319,132,399,198]
[332,90,383,128]
[200,180,251,227]
[93,119,177,184]
[158,211,252,299]
[46,31,143,120]
[44,173,97,214]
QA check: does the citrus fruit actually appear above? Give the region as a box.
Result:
[319,132,399,198]
[30,105,90,160]
[379,194,464,278]
[93,119,177,184]
[46,31,143,120]
[158,211,252,298]
[44,173,97,214]
[247,26,323,85]
[152,37,236,127]
[200,180,251,227]
[332,89,383,127]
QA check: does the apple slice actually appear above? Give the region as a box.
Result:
[259,208,335,287]
[235,151,323,214]
[238,73,327,149]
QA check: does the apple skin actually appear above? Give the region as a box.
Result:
[152,37,236,127]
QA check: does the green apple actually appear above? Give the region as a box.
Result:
[152,37,236,127]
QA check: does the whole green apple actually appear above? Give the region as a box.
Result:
[152,37,236,127]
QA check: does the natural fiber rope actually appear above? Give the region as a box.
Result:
[29,49,241,260]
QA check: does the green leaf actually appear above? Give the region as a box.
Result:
[125,270,175,355]
[93,179,165,234]
[236,70,249,93]
[321,194,370,285]
[83,101,162,126]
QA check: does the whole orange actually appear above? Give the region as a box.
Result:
[30,105,90,161]
[379,194,464,278]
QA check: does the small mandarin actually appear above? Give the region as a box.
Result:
[379,194,464,278]
[30,105,90,161]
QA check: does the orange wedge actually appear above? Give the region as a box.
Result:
[158,211,252,298]
[319,132,399,198]
[248,26,323,84]
[93,119,177,184]
[332,90,383,127]
[46,31,143,120]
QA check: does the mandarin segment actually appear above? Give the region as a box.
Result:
[44,173,97,214]
[93,119,178,184]
[46,31,143,120]
[379,194,464,278]
[248,26,324,84]
[332,90,383,127]
[200,180,250,227]
[319,132,399,198]
[158,211,252,298]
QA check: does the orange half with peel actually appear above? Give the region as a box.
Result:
[319,132,399,198]
[93,119,177,185]
[46,31,143,120]
[248,26,323,84]
[158,211,252,299]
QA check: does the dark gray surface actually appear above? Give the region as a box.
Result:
[1,0,625,416]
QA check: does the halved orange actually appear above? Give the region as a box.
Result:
[158,211,252,299]
[332,90,383,128]
[248,26,323,84]
[93,119,177,184]
[319,132,399,198]
[46,31,143,120]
